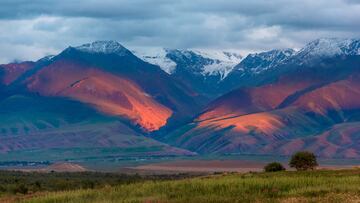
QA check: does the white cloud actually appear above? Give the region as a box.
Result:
[0,43,58,63]
[246,26,281,41]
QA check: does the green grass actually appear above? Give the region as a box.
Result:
[21,169,360,203]
[0,170,196,202]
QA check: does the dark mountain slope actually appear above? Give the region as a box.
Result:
[0,94,194,161]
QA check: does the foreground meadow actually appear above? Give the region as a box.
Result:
[22,169,360,203]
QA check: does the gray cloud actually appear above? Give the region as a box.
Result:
[0,0,359,63]
[0,0,175,20]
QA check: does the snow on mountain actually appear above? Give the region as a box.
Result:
[75,40,130,56]
[132,47,242,79]
[132,47,177,74]
[235,48,295,74]
[193,50,243,79]
[293,38,360,64]
[37,55,55,63]
[234,38,360,72]
[72,38,359,80]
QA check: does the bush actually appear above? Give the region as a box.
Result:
[0,185,6,192]
[264,162,286,172]
[13,184,28,194]
[289,151,318,171]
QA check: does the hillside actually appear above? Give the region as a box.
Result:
[161,43,360,158]
[0,94,194,162]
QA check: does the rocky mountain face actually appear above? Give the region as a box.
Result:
[291,38,360,64]
[132,38,360,98]
[133,48,242,98]
[220,38,360,91]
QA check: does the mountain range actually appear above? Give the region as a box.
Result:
[1,38,360,161]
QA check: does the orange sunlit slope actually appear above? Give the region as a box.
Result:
[26,60,172,131]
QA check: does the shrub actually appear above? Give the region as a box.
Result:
[13,184,28,194]
[81,180,95,189]
[289,151,318,171]
[0,185,6,192]
[34,181,42,189]
[264,162,286,172]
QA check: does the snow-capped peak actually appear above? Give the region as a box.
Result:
[236,48,295,74]
[75,40,129,56]
[132,47,242,79]
[247,49,295,62]
[192,50,242,79]
[132,47,177,74]
[294,38,360,61]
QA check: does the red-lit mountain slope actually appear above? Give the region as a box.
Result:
[162,60,360,158]
[0,61,35,85]
[5,41,204,132]
[26,60,172,131]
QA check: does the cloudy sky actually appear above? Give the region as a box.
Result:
[0,0,359,63]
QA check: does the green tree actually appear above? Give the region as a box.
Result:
[264,162,286,172]
[289,151,318,171]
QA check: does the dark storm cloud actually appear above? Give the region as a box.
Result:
[0,0,175,20]
[0,0,359,63]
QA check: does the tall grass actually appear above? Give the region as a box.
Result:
[24,170,360,203]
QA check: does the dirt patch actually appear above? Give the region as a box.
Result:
[44,162,87,172]
[130,160,267,173]
[8,162,87,173]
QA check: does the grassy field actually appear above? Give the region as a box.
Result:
[9,169,360,203]
[0,170,197,202]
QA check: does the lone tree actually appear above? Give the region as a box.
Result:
[289,151,318,171]
[264,162,286,172]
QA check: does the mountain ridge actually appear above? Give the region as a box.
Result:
[2,38,360,159]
